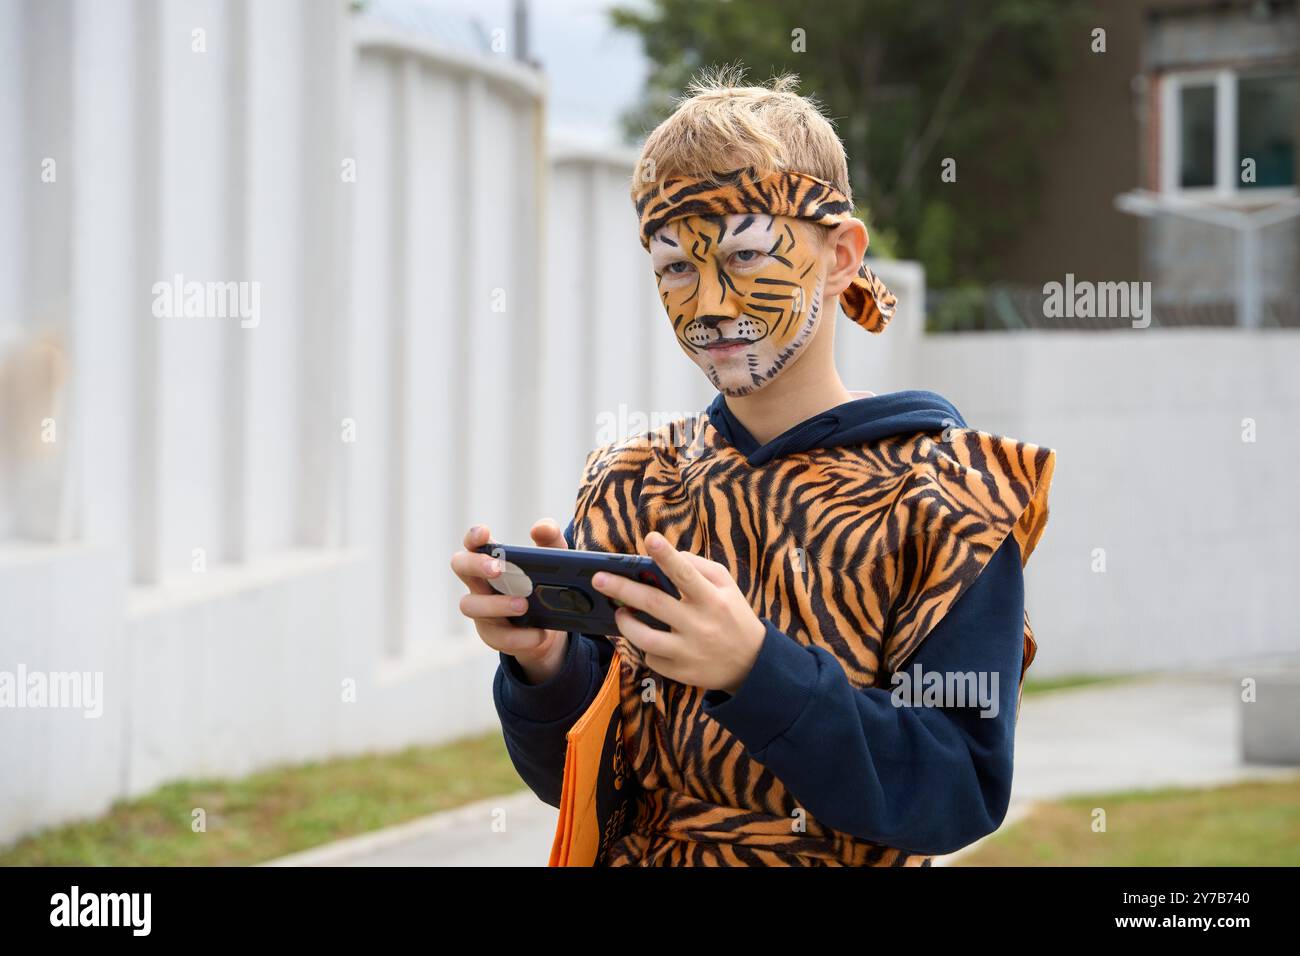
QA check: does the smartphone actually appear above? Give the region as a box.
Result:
[476,541,680,635]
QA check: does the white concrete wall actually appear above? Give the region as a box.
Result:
[0,0,544,845]
[0,544,126,842]
[918,330,1300,676]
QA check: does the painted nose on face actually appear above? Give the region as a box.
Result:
[693,313,735,331]
[694,312,756,347]
[695,265,745,324]
[688,310,769,347]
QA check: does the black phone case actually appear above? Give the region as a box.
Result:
[476,542,680,636]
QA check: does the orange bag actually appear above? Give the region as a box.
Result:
[548,651,638,866]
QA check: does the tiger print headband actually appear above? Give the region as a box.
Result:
[633,167,898,334]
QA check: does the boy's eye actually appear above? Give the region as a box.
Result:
[665,261,696,276]
[730,250,767,266]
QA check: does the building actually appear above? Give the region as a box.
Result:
[998,0,1297,328]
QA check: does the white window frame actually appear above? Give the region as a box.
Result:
[1160,67,1297,202]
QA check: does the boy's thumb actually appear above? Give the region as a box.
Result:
[530,517,569,549]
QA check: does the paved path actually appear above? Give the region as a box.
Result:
[264,791,556,867]
[265,672,1298,867]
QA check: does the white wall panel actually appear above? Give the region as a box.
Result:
[70,0,137,553]
[241,0,306,559]
[152,0,230,580]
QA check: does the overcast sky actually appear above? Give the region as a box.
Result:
[372,0,652,149]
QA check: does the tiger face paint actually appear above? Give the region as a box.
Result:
[634,168,898,345]
[650,213,829,396]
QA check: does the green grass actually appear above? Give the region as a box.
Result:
[956,777,1300,866]
[1022,673,1144,696]
[3,673,1271,867]
[0,731,523,866]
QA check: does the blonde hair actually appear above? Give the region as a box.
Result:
[631,64,852,204]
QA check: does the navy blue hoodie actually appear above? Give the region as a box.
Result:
[493,389,1025,856]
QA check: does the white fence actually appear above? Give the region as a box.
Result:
[0,0,553,845]
[1,0,1297,848]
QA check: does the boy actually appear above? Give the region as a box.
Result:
[452,70,1054,866]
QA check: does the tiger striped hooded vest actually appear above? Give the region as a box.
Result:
[568,392,1055,866]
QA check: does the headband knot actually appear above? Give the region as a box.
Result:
[633,167,897,334]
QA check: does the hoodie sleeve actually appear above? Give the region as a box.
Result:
[492,518,614,808]
[701,532,1025,857]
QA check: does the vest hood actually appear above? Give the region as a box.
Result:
[705,389,968,467]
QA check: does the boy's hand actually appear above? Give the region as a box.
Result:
[591,531,766,695]
[450,519,570,684]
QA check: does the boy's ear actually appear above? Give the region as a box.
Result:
[821,219,869,298]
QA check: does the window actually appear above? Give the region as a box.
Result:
[1237,73,1296,189]
[1178,84,1216,188]
[1162,68,1296,197]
